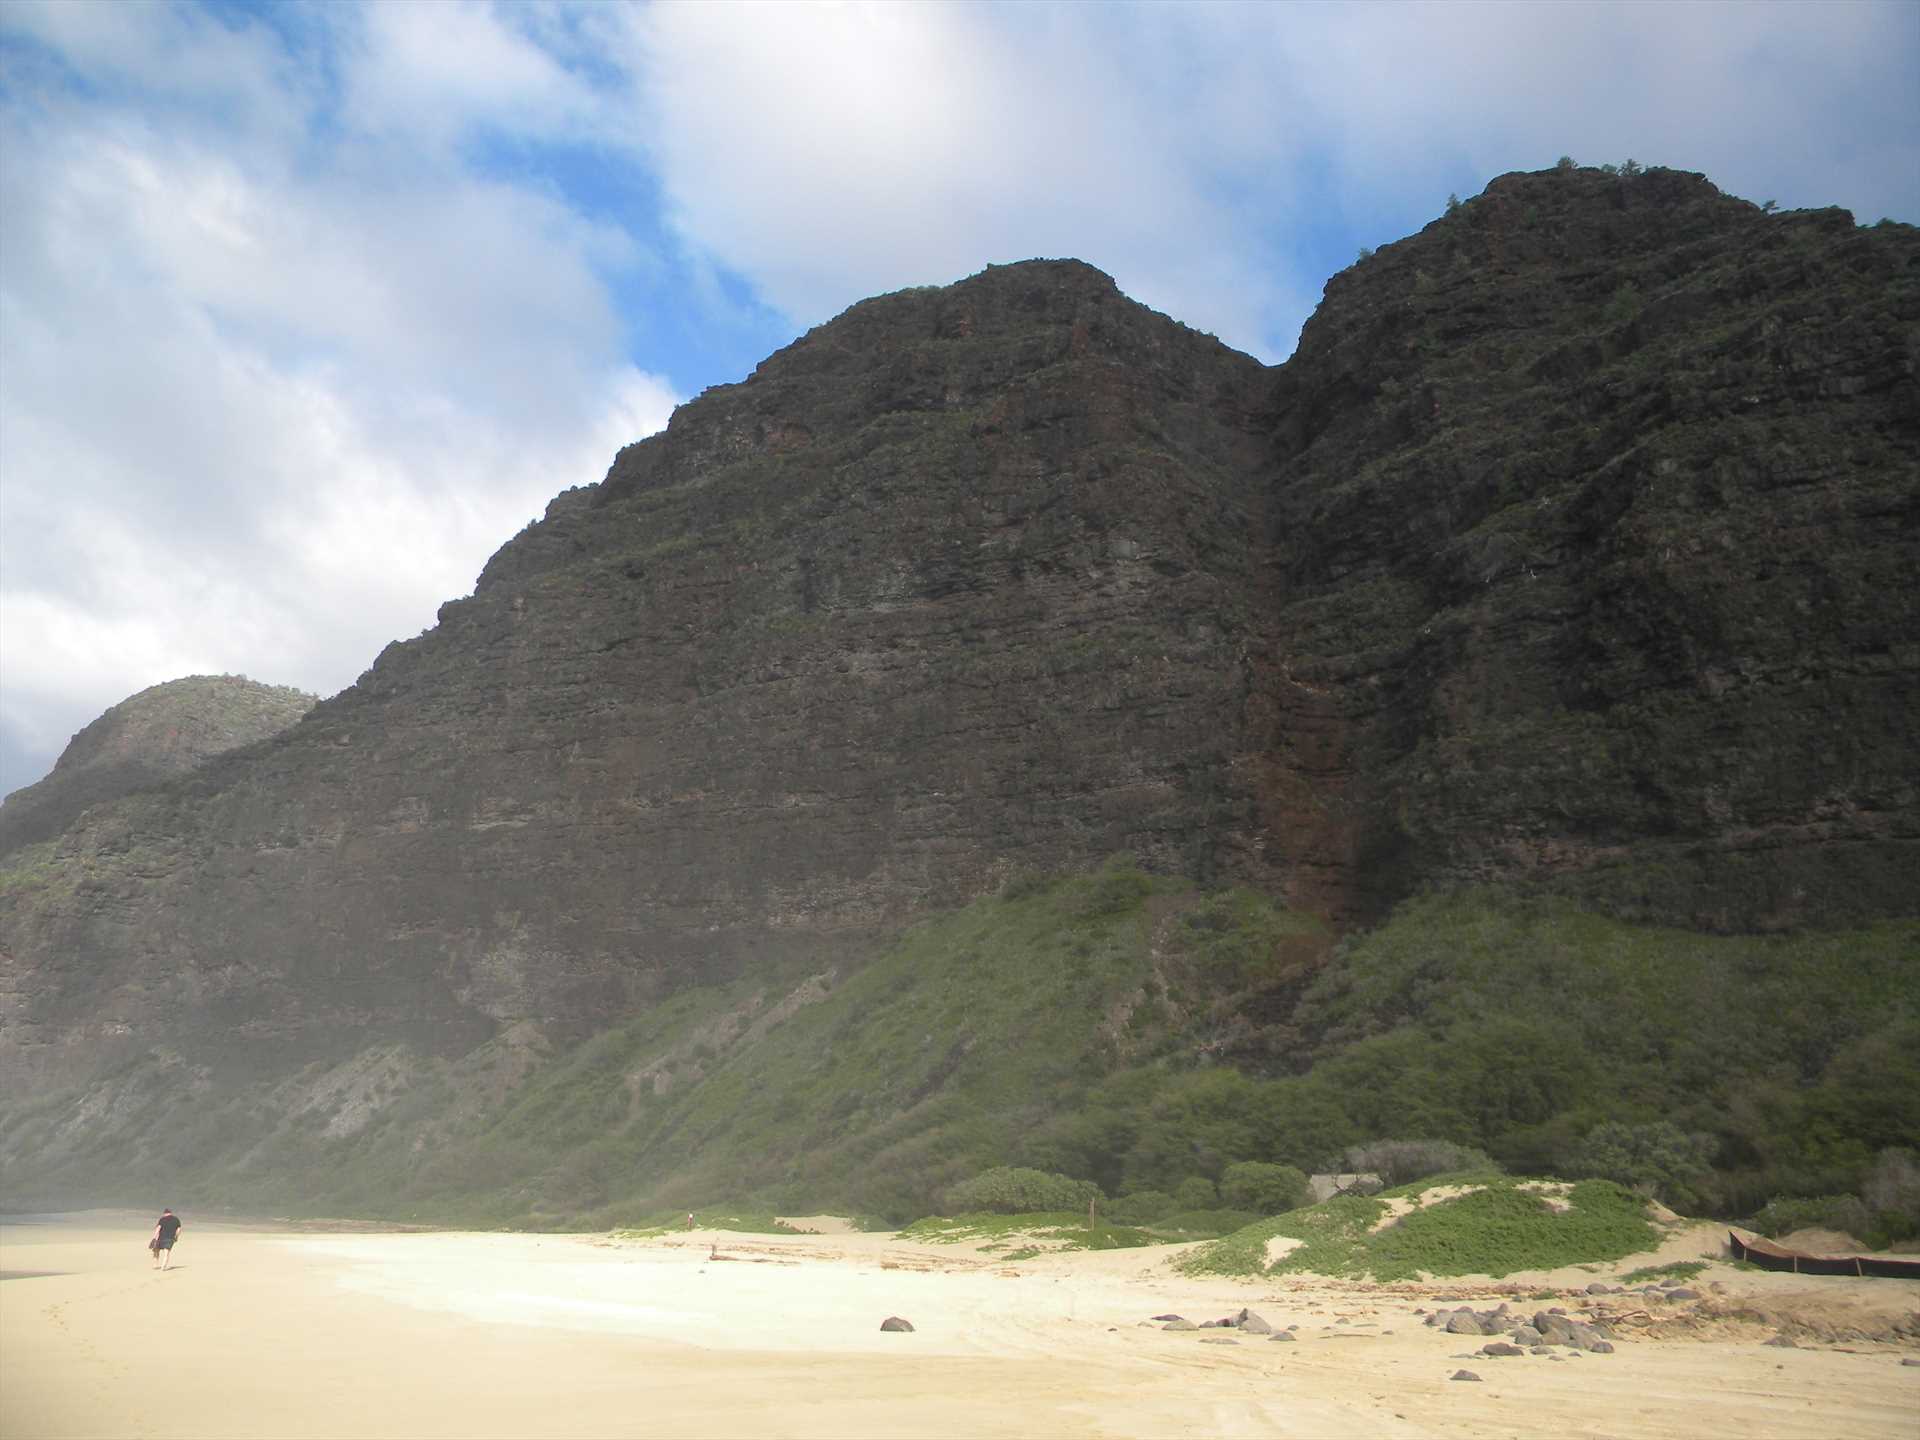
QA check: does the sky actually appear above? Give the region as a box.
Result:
[2,1,1916,799]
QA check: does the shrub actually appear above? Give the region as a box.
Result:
[1220,1161,1311,1215]
[1075,862,1153,919]
[1341,1139,1499,1188]
[1745,1193,1874,1241]
[943,1166,1101,1216]
[1150,1208,1264,1238]
[1554,155,1576,172]
[1568,1122,1714,1201]
[1603,282,1642,325]
[1105,1189,1176,1224]
[1855,1148,1920,1246]
[1173,1176,1219,1210]
[1862,1147,1920,1218]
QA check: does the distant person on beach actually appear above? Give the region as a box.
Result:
[149,1208,182,1269]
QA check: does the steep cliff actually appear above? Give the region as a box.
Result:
[1,167,1915,1181]
[3,259,1280,1092]
[1253,166,1919,927]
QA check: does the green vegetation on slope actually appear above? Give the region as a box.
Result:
[1289,893,1919,1219]
[3,870,1911,1241]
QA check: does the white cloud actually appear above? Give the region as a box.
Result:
[0,4,677,792]
[626,0,1916,358]
[623,1,1316,359]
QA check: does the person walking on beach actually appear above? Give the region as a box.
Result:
[149,1208,182,1270]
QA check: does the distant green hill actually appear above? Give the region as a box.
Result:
[5,864,1910,1234]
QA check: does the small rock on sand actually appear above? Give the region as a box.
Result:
[1163,1319,1198,1332]
[1270,1332,1296,1342]
[880,1317,915,1333]
[1481,1342,1524,1358]
[1451,1370,1483,1382]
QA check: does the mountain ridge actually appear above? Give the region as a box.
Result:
[1,164,1915,1217]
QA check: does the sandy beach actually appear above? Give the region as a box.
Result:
[3,1212,1915,1439]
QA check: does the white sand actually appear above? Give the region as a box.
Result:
[3,1212,1915,1439]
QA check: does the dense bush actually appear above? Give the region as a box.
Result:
[1150,1208,1264,1238]
[1173,1176,1219,1210]
[1104,1189,1176,1224]
[943,1166,1101,1216]
[1567,1122,1715,1201]
[1219,1161,1310,1215]
[1745,1193,1874,1242]
[1341,1139,1498,1188]
[1863,1149,1920,1226]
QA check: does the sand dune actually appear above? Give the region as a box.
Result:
[3,1212,1915,1438]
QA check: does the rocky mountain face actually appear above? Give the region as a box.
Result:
[0,676,316,856]
[2,167,1915,1114]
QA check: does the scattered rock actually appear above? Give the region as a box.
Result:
[1271,1332,1297,1343]
[1530,1346,1551,1356]
[1201,1337,1239,1346]
[1585,1282,1615,1294]
[1150,1314,1183,1323]
[880,1316,915,1333]
[1446,1313,1486,1336]
[1481,1342,1525,1358]
[1511,1325,1542,1347]
[1164,1319,1198,1332]
[1666,1288,1703,1301]
[1902,1358,1920,1368]
[1239,1313,1274,1335]
[1451,1370,1483,1382]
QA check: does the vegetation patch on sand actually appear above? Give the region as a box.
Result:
[1618,1260,1709,1284]
[1182,1174,1657,1281]
[899,1211,1157,1252]
[610,1209,804,1238]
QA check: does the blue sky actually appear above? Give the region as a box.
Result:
[2,0,1917,797]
